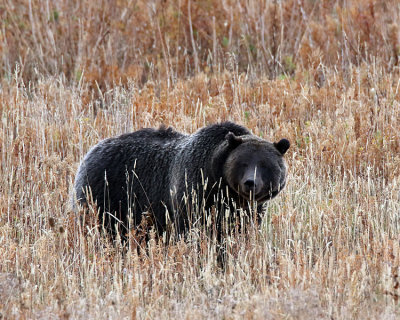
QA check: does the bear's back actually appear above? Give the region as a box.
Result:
[121,126,184,140]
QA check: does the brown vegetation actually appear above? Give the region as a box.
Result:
[1,0,400,318]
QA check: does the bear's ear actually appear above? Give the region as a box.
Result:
[225,132,243,147]
[274,138,290,155]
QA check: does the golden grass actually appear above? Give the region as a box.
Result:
[1,0,400,319]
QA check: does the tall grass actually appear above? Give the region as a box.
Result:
[3,1,399,87]
[1,0,400,319]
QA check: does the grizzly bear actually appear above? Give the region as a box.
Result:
[73,122,289,239]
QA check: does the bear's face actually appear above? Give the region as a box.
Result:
[223,133,290,202]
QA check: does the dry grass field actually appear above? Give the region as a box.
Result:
[1,0,400,318]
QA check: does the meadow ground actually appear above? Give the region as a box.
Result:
[1,0,400,319]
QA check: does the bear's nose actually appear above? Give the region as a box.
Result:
[244,179,256,189]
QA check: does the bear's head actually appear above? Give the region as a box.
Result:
[223,132,290,202]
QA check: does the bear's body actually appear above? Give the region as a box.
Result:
[73,122,289,237]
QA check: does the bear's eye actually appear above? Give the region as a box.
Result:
[239,162,248,168]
